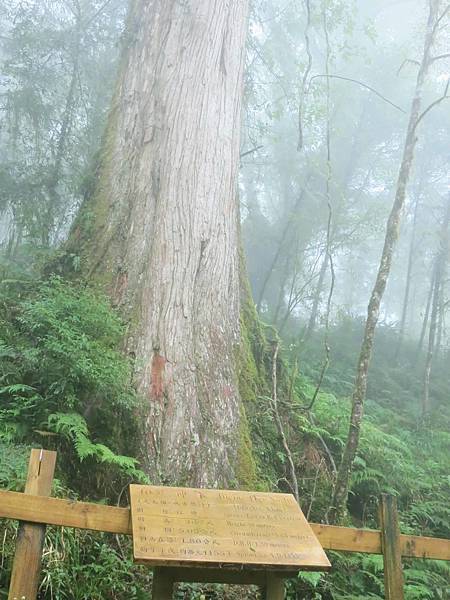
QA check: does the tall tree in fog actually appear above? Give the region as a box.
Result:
[395,188,421,359]
[68,0,249,485]
[423,195,450,415]
[0,1,125,250]
[330,0,447,523]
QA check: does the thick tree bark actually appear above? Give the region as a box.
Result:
[423,195,450,416]
[329,0,440,523]
[70,0,249,486]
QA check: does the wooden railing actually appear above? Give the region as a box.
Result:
[1,450,449,599]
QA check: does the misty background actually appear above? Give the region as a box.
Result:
[0,1,449,598]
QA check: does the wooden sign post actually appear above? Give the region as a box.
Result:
[130,484,331,599]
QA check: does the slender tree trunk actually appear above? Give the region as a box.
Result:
[44,8,81,246]
[303,249,329,342]
[272,252,293,325]
[395,191,421,359]
[256,182,309,313]
[300,4,333,345]
[69,0,249,486]
[423,275,439,415]
[329,0,440,523]
[423,195,450,416]
[270,341,299,502]
[435,290,445,357]
[416,265,436,361]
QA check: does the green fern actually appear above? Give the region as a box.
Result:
[0,274,145,495]
[46,412,146,481]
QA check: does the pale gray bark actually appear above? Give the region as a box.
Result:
[72,0,249,486]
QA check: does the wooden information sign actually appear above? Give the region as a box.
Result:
[130,484,330,571]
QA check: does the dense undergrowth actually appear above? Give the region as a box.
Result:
[0,257,147,496]
[0,261,449,599]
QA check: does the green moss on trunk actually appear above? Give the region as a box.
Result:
[235,256,271,489]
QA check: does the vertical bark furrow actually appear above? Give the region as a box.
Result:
[73,0,249,486]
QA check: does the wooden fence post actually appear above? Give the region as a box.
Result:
[379,494,404,600]
[8,449,57,600]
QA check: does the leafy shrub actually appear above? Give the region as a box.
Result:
[0,273,146,495]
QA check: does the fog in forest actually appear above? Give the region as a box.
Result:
[242,0,449,338]
[0,1,449,598]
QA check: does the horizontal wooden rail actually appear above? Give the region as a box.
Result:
[0,489,449,561]
[0,490,131,534]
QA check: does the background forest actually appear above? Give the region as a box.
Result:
[0,0,449,599]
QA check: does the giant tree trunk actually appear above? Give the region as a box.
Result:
[329,0,441,523]
[70,0,249,486]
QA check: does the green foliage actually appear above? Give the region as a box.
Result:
[237,315,450,599]
[236,262,273,489]
[1,0,449,597]
[0,271,146,494]
[0,517,151,600]
[0,441,29,491]
[0,0,126,249]
[38,529,150,600]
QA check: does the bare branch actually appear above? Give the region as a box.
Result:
[413,78,450,132]
[306,458,323,520]
[257,1,294,24]
[433,4,450,33]
[309,74,406,113]
[308,412,337,477]
[429,53,450,63]
[239,145,263,159]
[249,39,295,111]
[396,58,421,75]
[83,0,115,28]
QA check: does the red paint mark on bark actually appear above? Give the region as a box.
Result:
[151,353,166,401]
[223,385,233,398]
